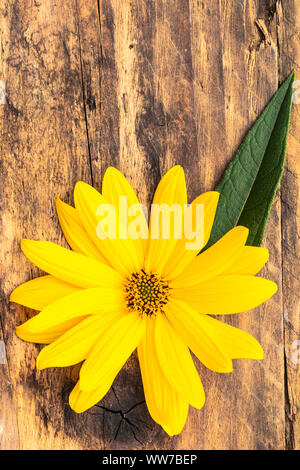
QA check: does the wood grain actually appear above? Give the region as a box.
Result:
[277,0,300,449]
[0,0,299,449]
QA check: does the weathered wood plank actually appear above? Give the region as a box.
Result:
[0,0,102,449]
[277,0,300,450]
[187,0,285,450]
[0,0,298,450]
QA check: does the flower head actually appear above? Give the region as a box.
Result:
[10,166,277,436]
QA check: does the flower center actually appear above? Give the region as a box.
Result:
[125,270,170,316]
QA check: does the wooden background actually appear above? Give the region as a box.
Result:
[0,0,299,450]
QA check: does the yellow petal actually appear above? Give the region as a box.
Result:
[36,311,124,369]
[138,319,164,424]
[163,191,220,279]
[10,275,81,310]
[74,181,143,276]
[16,315,88,344]
[165,299,233,372]
[160,391,189,436]
[173,274,277,314]
[79,312,145,391]
[21,239,123,288]
[170,226,249,288]
[69,379,116,413]
[56,196,108,263]
[17,287,125,333]
[224,246,269,275]
[154,314,205,409]
[102,167,148,255]
[196,314,264,360]
[145,166,187,274]
[138,317,189,435]
[160,390,189,436]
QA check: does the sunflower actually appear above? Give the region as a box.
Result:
[10,166,277,436]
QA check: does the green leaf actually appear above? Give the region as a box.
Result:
[206,70,295,249]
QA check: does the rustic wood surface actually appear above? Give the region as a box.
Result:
[0,0,299,450]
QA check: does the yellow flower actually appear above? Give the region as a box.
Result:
[10,166,277,436]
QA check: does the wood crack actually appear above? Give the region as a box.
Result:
[96,0,104,182]
[94,399,146,446]
[75,0,94,187]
